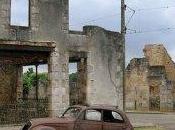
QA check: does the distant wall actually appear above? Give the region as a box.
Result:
[126,44,175,111]
[125,58,149,111]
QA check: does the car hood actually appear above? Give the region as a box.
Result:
[30,117,75,126]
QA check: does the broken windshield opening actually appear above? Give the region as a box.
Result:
[62,107,82,118]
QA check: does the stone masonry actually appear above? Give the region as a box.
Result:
[126,44,175,111]
[0,0,124,118]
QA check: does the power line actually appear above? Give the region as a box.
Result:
[126,27,175,35]
[125,5,175,35]
[70,13,120,27]
[126,5,135,26]
[136,5,175,11]
[70,6,136,28]
[126,5,135,12]
[70,4,175,34]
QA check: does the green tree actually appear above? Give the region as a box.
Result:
[38,73,48,87]
[23,68,48,98]
[69,72,77,82]
[23,68,35,91]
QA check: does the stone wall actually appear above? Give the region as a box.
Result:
[144,45,175,111]
[77,58,87,105]
[0,99,49,125]
[0,0,11,39]
[125,58,149,111]
[126,44,175,111]
[83,26,123,109]
[0,63,20,103]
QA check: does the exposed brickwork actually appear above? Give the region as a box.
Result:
[0,64,18,103]
[0,0,10,39]
[126,44,175,111]
[0,99,48,125]
[125,58,149,111]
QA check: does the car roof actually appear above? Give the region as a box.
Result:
[71,104,119,111]
[67,105,129,122]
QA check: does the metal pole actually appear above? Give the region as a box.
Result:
[36,64,39,100]
[121,0,126,111]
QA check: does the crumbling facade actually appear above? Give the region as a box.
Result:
[0,0,124,119]
[126,44,175,111]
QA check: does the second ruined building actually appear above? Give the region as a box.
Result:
[126,44,175,111]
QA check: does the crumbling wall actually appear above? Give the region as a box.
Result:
[125,58,149,111]
[0,0,124,117]
[144,44,175,82]
[148,66,165,111]
[144,45,175,111]
[126,44,175,111]
[83,26,123,109]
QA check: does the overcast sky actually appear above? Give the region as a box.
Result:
[11,0,175,72]
[69,0,175,64]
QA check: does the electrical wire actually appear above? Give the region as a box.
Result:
[70,4,175,35]
[126,5,136,26]
[126,27,175,35]
[126,5,175,34]
[136,5,175,11]
[69,13,120,27]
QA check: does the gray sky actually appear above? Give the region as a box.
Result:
[11,0,29,26]
[69,0,175,64]
[11,0,175,72]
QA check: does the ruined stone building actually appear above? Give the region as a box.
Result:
[126,44,175,111]
[0,0,124,121]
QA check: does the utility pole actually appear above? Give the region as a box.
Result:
[121,0,126,111]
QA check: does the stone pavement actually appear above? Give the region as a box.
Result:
[127,112,175,130]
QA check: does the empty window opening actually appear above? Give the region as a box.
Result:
[11,0,29,26]
[149,86,160,111]
[69,63,78,105]
[0,50,50,124]
[23,64,48,100]
[85,109,102,121]
[103,110,124,123]
[69,63,78,74]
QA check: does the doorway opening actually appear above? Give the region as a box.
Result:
[69,62,78,105]
[149,85,160,111]
[69,52,87,106]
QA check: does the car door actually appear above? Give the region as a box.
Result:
[102,110,126,130]
[75,109,103,130]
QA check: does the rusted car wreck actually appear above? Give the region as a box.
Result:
[22,105,133,130]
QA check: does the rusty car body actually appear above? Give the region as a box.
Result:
[21,105,133,130]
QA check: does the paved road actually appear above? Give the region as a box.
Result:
[0,113,175,130]
[127,113,175,130]
[0,126,20,130]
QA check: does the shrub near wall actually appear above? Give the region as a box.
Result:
[0,99,49,125]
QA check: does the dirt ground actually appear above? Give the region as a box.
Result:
[0,113,175,130]
[127,113,175,130]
